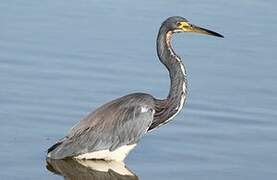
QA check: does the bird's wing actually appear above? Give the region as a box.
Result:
[48,93,155,159]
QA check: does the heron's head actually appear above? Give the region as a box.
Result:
[163,16,224,38]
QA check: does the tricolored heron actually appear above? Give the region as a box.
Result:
[47,16,223,161]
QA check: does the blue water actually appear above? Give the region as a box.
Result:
[1,0,277,179]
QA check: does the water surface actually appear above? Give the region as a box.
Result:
[1,0,277,179]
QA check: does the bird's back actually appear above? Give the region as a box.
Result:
[48,93,155,160]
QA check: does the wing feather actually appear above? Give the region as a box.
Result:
[48,93,154,159]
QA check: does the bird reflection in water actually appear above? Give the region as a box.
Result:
[46,158,138,180]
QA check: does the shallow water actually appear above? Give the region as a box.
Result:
[1,0,277,179]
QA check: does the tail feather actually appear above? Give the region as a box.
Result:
[47,139,75,159]
[48,141,63,154]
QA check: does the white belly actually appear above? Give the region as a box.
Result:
[74,144,136,161]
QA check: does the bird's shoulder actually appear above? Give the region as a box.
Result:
[103,92,155,107]
[69,92,155,137]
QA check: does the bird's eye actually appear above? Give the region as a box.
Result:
[177,22,182,27]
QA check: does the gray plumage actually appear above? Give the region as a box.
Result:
[47,16,223,160]
[48,93,154,159]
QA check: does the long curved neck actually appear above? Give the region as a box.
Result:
[151,26,188,129]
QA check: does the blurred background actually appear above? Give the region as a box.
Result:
[1,0,277,179]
